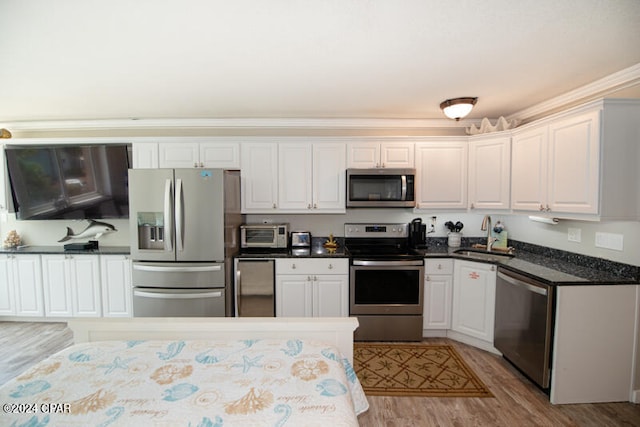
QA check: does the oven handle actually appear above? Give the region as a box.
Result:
[352,259,423,267]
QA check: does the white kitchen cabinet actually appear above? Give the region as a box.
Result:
[0,254,44,317]
[241,142,279,212]
[243,142,346,213]
[275,259,348,317]
[423,259,453,331]
[511,100,640,220]
[42,254,101,317]
[278,142,346,213]
[451,260,496,344]
[415,139,468,209]
[100,255,132,317]
[132,142,159,168]
[468,134,511,210]
[347,141,414,168]
[159,141,240,168]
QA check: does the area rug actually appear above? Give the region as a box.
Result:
[353,342,493,397]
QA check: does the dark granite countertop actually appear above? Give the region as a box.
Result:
[417,238,639,286]
[0,245,131,255]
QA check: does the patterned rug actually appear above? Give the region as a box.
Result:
[353,343,493,397]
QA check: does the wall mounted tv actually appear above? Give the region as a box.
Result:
[5,144,131,220]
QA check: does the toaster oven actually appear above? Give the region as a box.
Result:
[240,224,289,249]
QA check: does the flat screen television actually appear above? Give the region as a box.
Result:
[5,144,131,220]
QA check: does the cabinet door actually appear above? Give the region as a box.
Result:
[241,143,278,212]
[0,255,15,315]
[511,126,548,211]
[276,275,312,317]
[200,142,240,168]
[314,275,348,317]
[159,142,200,168]
[13,255,44,316]
[313,143,346,212]
[70,255,101,317]
[347,143,380,168]
[380,142,414,168]
[42,255,73,317]
[415,140,467,209]
[132,142,159,168]
[547,110,600,214]
[101,255,132,317]
[278,143,313,211]
[424,274,452,329]
[452,260,496,343]
[468,136,511,210]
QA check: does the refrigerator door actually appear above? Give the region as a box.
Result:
[133,288,226,317]
[175,169,225,261]
[235,259,275,317]
[129,169,176,262]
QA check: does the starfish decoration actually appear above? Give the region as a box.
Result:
[233,355,263,373]
[98,356,136,375]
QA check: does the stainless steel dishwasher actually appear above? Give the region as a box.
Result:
[234,259,275,317]
[494,268,555,389]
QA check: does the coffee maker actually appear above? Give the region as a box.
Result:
[409,218,427,249]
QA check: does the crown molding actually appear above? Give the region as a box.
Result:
[0,117,477,132]
[507,62,640,123]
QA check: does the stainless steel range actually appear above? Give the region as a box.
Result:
[345,223,424,341]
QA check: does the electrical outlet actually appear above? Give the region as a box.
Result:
[567,228,581,243]
[595,232,624,251]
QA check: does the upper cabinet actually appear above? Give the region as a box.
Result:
[132,142,159,168]
[242,141,346,213]
[511,100,640,220]
[468,134,511,211]
[347,141,414,168]
[159,141,240,169]
[415,139,468,210]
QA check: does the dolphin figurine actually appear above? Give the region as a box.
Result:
[58,220,117,242]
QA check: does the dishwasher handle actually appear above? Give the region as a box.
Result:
[498,271,548,296]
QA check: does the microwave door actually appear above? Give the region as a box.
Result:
[129,169,177,262]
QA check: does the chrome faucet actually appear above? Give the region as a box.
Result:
[480,215,497,251]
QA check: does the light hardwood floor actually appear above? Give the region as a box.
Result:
[1,322,639,426]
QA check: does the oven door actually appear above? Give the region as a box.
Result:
[350,259,424,315]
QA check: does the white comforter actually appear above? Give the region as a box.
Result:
[0,339,368,426]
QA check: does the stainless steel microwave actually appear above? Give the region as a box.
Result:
[240,224,289,249]
[346,168,416,208]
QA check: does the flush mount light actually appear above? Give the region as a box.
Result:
[439,97,478,121]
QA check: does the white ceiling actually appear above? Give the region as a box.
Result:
[1,0,640,125]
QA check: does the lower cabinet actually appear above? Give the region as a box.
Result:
[275,258,348,317]
[100,255,132,317]
[451,260,497,344]
[42,255,102,317]
[423,259,453,330]
[0,254,44,316]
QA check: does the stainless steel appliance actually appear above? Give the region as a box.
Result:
[240,224,289,249]
[129,168,243,317]
[494,268,555,389]
[346,168,416,208]
[234,259,275,317]
[345,223,424,341]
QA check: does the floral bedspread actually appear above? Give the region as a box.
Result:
[0,339,368,426]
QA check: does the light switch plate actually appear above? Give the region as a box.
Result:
[567,228,581,243]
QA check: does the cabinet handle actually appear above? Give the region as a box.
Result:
[199,162,204,168]
[426,275,431,281]
[194,162,198,168]
[307,204,312,209]
[328,264,333,269]
[491,266,496,271]
[313,203,317,209]
[470,203,475,209]
[546,205,551,212]
[437,264,442,270]
[307,276,312,281]
[272,203,277,209]
[539,204,545,211]
[291,264,296,269]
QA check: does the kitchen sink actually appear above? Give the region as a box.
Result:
[453,248,515,262]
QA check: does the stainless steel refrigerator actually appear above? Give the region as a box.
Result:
[128,168,243,317]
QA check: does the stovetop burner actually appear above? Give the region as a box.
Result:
[344,222,423,260]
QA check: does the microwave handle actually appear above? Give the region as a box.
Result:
[401,175,407,201]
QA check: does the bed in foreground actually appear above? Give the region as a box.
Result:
[0,317,368,426]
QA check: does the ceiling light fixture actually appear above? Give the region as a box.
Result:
[439,97,478,121]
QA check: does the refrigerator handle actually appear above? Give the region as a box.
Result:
[175,178,184,252]
[235,269,241,316]
[164,179,173,252]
